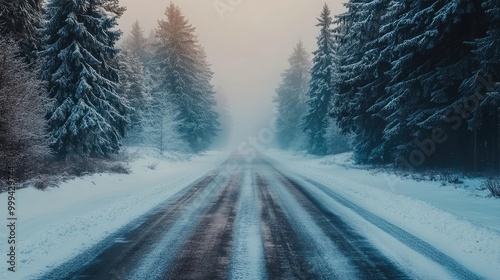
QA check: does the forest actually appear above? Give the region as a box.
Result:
[0,0,222,184]
[1,0,500,188]
[274,1,500,174]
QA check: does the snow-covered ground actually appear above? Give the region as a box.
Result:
[2,147,499,279]
[0,148,229,279]
[264,149,500,279]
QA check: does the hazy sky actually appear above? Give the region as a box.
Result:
[118,0,346,145]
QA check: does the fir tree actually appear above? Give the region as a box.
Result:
[155,3,220,152]
[123,20,150,64]
[0,0,43,64]
[331,0,499,170]
[332,0,391,163]
[212,87,232,149]
[378,0,485,168]
[99,0,126,17]
[460,0,500,129]
[41,0,128,157]
[116,50,151,144]
[302,4,336,155]
[142,91,185,154]
[274,40,311,150]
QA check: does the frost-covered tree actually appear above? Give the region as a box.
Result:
[115,50,151,144]
[123,20,150,64]
[191,46,221,151]
[101,0,125,17]
[142,91,185,154]
[41,0,128,157]
[212,87,232,149]
[332,0,391,163]
[0,38,51,179]
[302,4,336,155]
[376,0,487,168]
[155,3,220,152]
[331,0,500,170]
[0,0,43,64]
[274,40,311,150]
[325,118,352,155]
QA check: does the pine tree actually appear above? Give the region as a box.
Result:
[0,0,43,64]
[191,46,221,151]
[116,50,151,144]
[212,87,232,149]
[142,91,185,154]
[41,0,128,157]
[376,0,485,168]
[302,4,336,155]
[467,0,500,117]
[101,0,126,17]
[274,40,311,150]
[332,0,391,163]
[155,3,220,152]
[123,20,150,64]
[332,0,499,170]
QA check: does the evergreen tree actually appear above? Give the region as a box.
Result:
[142,91,185,154]
[155,3,220,152]
[377,0,485,168]
[116,50,151,144]
[101,0,126,17]
[191,46,221,151]
[331,0,500,170]
[212,87,232,149]
[274,40,311,150]
[332,0,391,163]
[123,20,150,64]
[467,0,500,110]
[0,0,43,64]
[41,0,128,157]
[302,4,336,155]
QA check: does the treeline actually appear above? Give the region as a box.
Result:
[277,2,500,172]
[273,11,351,155]
[0,1,220,182]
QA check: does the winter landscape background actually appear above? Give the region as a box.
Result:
[1,0,500,279]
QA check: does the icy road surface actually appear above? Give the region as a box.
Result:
[37,155,482,280]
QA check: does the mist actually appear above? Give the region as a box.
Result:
[117,0,346,147]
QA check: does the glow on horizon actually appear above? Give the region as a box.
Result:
[118,0,346,146]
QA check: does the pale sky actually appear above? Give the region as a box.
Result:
[118,0,346,145]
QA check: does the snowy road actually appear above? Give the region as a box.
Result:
[37,155,481,280]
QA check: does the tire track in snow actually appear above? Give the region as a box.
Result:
[257,174,319,280]
[164,169,242,280]
[38,170,227,280]
[271,171,409,279]
[260,169,361,279]
[266,159,482,280]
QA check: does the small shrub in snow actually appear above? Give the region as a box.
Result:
[32,176,58,191]
[442,172,463,185]
[147,162,158,170]
[485,179,500,198]
[108,163,130,174]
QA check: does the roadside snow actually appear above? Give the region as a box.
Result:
[265,149,500,279]
[0,148,229,279]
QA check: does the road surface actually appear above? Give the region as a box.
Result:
[38,155,480,279]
